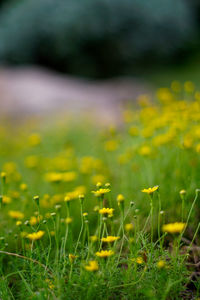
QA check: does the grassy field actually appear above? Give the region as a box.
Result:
[1,82,200,299]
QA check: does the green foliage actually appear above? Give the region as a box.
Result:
[0,0,195,77]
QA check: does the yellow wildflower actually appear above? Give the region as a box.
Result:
[28,133,41,146]
[8,210,24,220]
[83,212,88,217]
[45,279,54,290]
[16,221,22,226]
[117,194,125,203]
[139,145,152,156]
[95,250,114,258]
[2,196,11,204]
[90,235,98,242]
[141,186,159,195]
[99,208,114,216]
[162,222,185,234]
[101,236,120,243]
[92,188,110,197]
[104,140,118,152]
[131,257,143,264]
[125,223,134,232]
[84,260,99,272]
[20,183,28,191]
[157,260,166,269]
[65,217,73,224]
[27,230,45,241]
[29,215,43,226]
[69,254,77,263]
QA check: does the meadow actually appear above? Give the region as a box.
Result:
[1,81,200,299]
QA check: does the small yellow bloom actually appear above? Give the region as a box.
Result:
[125,223,134,232]
[8,210,24,220]
[45,279,54,290]
[101,236,120,243]
[83,212,88,217]
[95,250,114,258]
[157,260,166,269]
[90,235,98,242]
[162,222,185,234]
[117,194,125,203]
[179,190,186,195]
[16,221,22,226]
[27,230,45,241]
[84,260,99,272]
[20,183,28,191]
[28,133,41,146]
[1,172,6,180]
[2,196,11,204]
[69,254,77,263]
[64,196,71,202]
[141,186,159,195]
[29,215,43,226]
[131,256,143,264]
[92,188,110,197]
[99,207,114,216]
[65,217,73,224]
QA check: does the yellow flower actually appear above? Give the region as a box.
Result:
[65,217,73,224]
[90,235,98,242]
[27,230,45,241]
[2,196,11,204]
[28,133,41,146]
[64,196,71,202]
[157,260,166,269]
[131,256,143,264]
[104,140,118,152]
[162,222,185,234]
[179,190,186,195]
[16,221,22,226]
[117,194,125,203]
[45,279,54,290]
[95,250,114,258]
[84,260,99,272]
[83,212,88,217]
[101,236,120,243]
[99,208,114,216]
[141,186,159,195]
[29,215,43,226]
[20,183,28,191]
[69,254,77,263]
[92,188,110,197]
[125,223,134,232]
[139,145,152,156]
[8,210,24,220]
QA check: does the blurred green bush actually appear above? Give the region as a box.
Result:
[0,0,196,77]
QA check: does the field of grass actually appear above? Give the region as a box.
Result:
[1,82,200,299]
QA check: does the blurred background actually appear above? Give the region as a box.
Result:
[0,0,200,120]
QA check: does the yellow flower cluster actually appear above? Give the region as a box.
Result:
[84,260,99,272]
[27,230,45,241]
[101,236,120,243]
[162,222,185,234]
[95,250,114,258]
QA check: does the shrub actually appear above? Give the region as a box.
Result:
[0,0,195,77]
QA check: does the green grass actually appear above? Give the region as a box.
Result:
[0,88,200,299]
